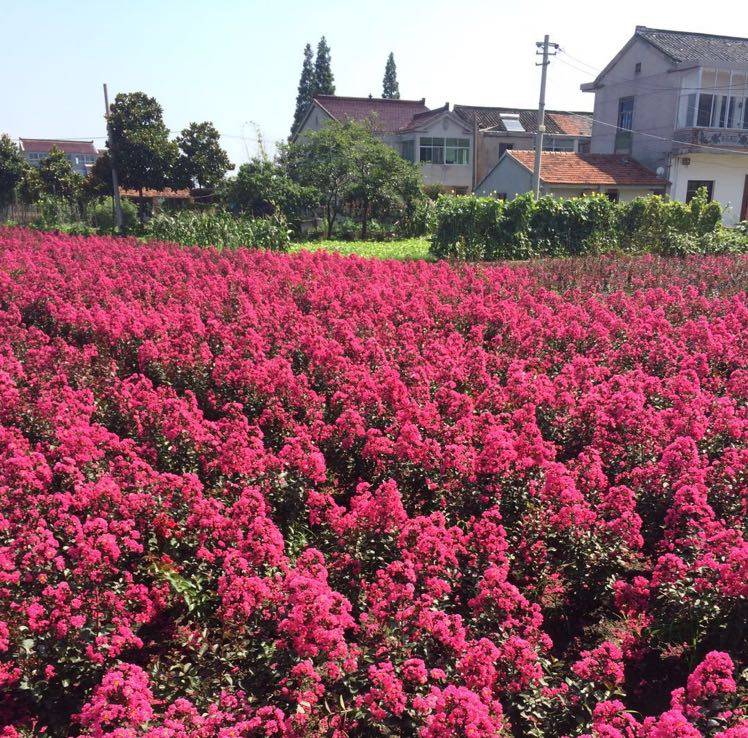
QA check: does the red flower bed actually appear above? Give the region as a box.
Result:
[0,228,745,737]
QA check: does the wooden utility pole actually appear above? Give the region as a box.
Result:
[103,84,124,232]
[532,35,558,198]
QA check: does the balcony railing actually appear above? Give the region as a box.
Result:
[673,127,748,150]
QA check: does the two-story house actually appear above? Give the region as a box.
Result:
[582,26,748,224]
[453,105,592,183]
[294,95,475,192]
[19,139,99,176]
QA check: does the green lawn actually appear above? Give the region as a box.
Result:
[291,237,431,260]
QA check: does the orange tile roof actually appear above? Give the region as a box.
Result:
[120,188,192,199]
[507,151,667,187]
[546,113,592,137]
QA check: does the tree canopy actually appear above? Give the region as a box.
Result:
[0,135,26,207]
[107,92,179,196]
[38,146,83,201]
[282,120,421,238]
[382,52,400,99]
[221,158,316,225]
[175,121,233,190]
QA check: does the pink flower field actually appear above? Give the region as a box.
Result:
[0,227,745,737]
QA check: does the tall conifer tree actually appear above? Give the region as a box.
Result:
[313,36,335,96]
[382,52,400,99]
[291,43,315,135]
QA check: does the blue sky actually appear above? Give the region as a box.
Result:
[2,0,744,164]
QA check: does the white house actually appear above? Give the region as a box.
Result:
[475,150,667,201]
[19,138,98,176]
[294,95,474,192]
[581,26,748,224]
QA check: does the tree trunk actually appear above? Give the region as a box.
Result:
[361,199,369,240]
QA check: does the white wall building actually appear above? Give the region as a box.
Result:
[581,26,748,224]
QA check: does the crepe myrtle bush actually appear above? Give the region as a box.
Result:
[0,226,745,737]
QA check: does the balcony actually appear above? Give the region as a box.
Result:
[673,126,748,151]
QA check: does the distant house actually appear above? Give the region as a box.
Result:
[294,96,593,193]
[294,95,475,192]
[20,139,98,176]
[582,26,748,223]
[453,106,593,184]
[475,150,668,201]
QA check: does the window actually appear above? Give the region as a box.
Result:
[498,142,514,158]
[420,137,444,164]
[605,189,620,202]
[679,69,748,129]
[686,180,714,203]
[618,97,634,130]
[419,137,469,165]
[401,140,415,162]
[578,140,590,153]
[543,137,575,152]
[445,138,470,165]
[616,97,634,153]
[635,62,642,75]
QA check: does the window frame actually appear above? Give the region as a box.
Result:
[419,136,469,166]
[685,179,714,203]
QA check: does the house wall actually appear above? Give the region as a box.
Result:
[670,153,748,225]
[476,133,534,184]
[295,106,335,136]
[588,36,682,173]
[410,116,474,191]
[474,156,533,198]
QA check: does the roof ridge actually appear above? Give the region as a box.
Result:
[636,25,748,43]
[455,105,592,115]
[313,94,427,104]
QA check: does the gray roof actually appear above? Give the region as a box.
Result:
[453,106,592,136]
[635,26,748,65]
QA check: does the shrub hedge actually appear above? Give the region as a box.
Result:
[430,190,745,260]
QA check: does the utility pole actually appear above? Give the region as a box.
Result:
[103,84,124,232]
[532,35,558,198]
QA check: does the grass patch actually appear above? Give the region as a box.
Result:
[291,237,431,260]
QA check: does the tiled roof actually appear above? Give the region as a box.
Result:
[313,95,430,132]
[636,26,748,65]
[507,151,668,186]
[120,188,192,199]
[401,104,451,131]
[453,106,592,136]
[20,138,98,155]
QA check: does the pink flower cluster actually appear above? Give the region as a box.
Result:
[0,228,745,737]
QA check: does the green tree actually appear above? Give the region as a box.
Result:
[221,158,316,227]
[313,36,335,96]
[291,43,316,135]
[175,122,233,189]
[38,146,83,201]
[0,134,26,206]
[282,120,422,238]
[82,153,114,199]
[107,92,179,218]
[17,165,44,205]
[382,52,400,99]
